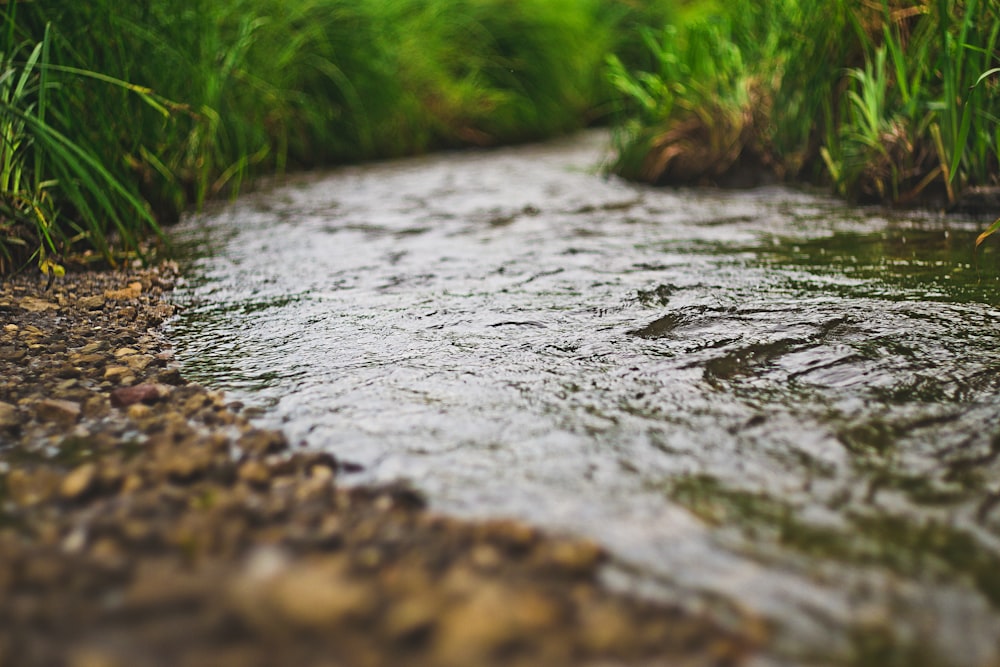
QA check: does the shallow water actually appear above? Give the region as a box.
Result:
[170,131,1000,666]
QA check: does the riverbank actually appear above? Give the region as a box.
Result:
[0,267,757,666]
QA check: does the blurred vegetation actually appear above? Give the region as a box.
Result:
[0,0,677,274]
[5,0,997,276]
[607,0,1000,207]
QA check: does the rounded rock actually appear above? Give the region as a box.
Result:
[60,463,99,501]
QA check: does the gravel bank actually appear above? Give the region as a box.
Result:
[0,266,759,667]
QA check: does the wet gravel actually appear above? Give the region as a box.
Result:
[0,266,758,667]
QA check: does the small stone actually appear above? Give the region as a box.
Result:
[83,395,110,419]
[242,545,292,582]
[54,362,82,379]
[470,544,503,571]
[126,403,153,421]
[310,465,334,484]
[113,347,139,358]
[3,323,17,332]
[35,398,82,425]
[67,646,125,667]
[7,468,61,506]
[124,354,155,372]
[182,392,212,416]
[436,585,559,663]
[60,463,99,500]
[256,564,375,630]
[110,383,164,408]
[0,401,20,431]
[69,353,105,366]
[18,296,60,312]
[476,519,538,552]
[78,295,106,310]
[238,460,271,487]
[385,597,440,642]
[163,447,215,483]
[103,366,131,383]
[57,379,80,391]
[154,368,186,386]
[535,538,605,575]
[239,429,288,456]
[62,527,88,553]
[104,282,142,300]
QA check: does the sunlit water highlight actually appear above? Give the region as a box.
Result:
[170,131,1000,666]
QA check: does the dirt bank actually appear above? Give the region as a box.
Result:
[0,266,759,667]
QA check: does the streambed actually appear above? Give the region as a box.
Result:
[170,131,1000,666]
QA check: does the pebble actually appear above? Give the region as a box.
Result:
[0,267,757,667]
[78,295,106,310]
[18,296,59,312]
[60,463,99,500]
[237,460,271,487]
[110,384,164,408]
[104,282,143,300]
[0,400,20,430]
[34,398,82,425]
[257,564,376,630]
[103,366,131,383]
[124,354,155,372]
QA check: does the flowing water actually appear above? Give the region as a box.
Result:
[169,131,1000,666]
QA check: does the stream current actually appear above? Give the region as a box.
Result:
[170,131,1000,666]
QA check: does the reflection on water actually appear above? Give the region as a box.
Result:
[169,131,1000,666]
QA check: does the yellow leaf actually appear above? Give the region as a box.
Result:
[976,217,1000,249]
[38,257,65,278]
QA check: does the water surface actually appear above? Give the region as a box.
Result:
[170,132,1000,666]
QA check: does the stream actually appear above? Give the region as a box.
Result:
[169,131,1000,666]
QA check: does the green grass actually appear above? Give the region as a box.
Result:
[0,0,674,274]
[608,0,1000,206]
[13,0,993,274]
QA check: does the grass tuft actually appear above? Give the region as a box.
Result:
[1,0,675,274]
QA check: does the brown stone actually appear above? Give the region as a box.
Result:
[154,367,186,386]
[60,463,99,500]
[103,366,132,383]
[69,352,105,366]
[534,538,605,575]
[104,282,143,300]
[237,562,377,631]
[34,398,82,425]
[18,296,60,312]
[110,383,164,408]
[6,468,61,506]
[238,460,272,488]
[78,294,106,310]
[124,354,155,372]
[239,429,289,456]
[0,401,20,431]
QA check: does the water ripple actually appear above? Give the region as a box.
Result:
[170,131,1000,666]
